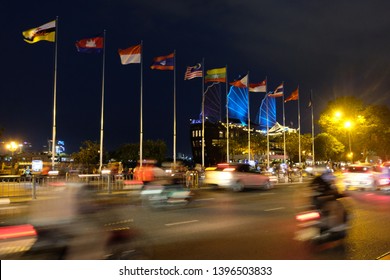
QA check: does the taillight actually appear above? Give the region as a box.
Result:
[296,211,320,222]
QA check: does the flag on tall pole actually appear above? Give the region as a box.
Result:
[22,20,56,44]
[285,87,299,102]
[184,63,203,80]
[150,53,174,70]
[269,83,284,97]
[118,44,141,64]
[205,67,227,83]
[249,80,266,92]
[285,86,301,170]
[229,74,248,88]
[23,18,58,170]
[151,51,176,165]
[118,42,143,166]
[76,31,106,171]
[75,36,104,53]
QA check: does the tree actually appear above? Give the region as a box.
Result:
[72,140,100,173]
[314,133,345,161]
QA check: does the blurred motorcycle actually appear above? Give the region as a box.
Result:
[294,173,350,245]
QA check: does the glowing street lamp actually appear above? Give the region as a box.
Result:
[6,141,18,156]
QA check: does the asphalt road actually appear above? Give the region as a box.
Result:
[1,181,390,260]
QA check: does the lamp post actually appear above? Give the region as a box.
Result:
[6,141,18,156]
[344,121,353,163]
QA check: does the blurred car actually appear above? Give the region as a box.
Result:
[140,184,194,207]
[374,165,390,192]
[343,164,377,191]
[261,171,278,184]
[203,163,273,192]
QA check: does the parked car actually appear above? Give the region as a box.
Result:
[203,163,273,192]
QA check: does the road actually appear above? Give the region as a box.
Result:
[1,181,390,260]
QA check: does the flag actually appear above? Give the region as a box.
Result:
[118,44,141,64]
[22,20,56,44]
[184,63,202,80]
[205,67,226,83]
[268,83,284,97]
[75,36,104,53]
[285,87,299,102]
[230,74,248,88]
[308,92,312,108]
[249,80,266,92]
[150,53,174,70]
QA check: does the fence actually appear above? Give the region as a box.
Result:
[0,170,203,200]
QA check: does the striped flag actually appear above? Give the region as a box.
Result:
[184,63,203,80]
[118,44,141,64]
[268,83,284,98]
[150,53,174,70]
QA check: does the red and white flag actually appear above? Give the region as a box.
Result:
[118,44,141,64]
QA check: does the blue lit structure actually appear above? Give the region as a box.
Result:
[228,86,248,125]
[257,95,276,131]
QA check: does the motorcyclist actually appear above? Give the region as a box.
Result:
[309,169,348,232]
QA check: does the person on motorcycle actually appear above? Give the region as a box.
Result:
[310,170,348,233]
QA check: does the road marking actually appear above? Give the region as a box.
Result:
[264,207,285,212]
[165,220,199,227]
[259,192,275,196]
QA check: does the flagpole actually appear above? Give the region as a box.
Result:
[99,30,106,172]
[51,16,59,170]
[266,92,270,169]
[247,72,251,162]
[298,86,302,170]
[201,58,205,167]
[282,82,286,163]
[173,50,177,167]
[311,90,315,165]
[139,41,144,167]
[226,65,229,163]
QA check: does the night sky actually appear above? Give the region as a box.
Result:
[1,0,390,157]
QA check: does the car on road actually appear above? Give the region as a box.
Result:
[203,163,273,192]
[342,164,389,191]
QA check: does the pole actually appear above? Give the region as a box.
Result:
[139,41,144,167]
[226,65,229,163]
[51,16,59,170]
[266,93,270,169]
[173,50,177,167]
[201,58,205,167]
[99,30,106,172]
[282,84,286,163]
[298,86,301,166]
[247,72,250,162]
[311,90,315,165]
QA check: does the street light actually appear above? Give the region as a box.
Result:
[344,121,353,163]
[6,141,18,156]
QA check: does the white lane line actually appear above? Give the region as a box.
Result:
[165,220,199,227]
[264,207,285,212]
[259,192,275,196]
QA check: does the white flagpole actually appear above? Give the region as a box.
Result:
[173,50,177,167]
[139,41,144,167]
[298,86,301,167]
[266,92,270,169]
[201,58,205,167]
[282,83,286,163]
[311,90,315,165]
[226,65,229,163]
[99,30,106,172]
[51,16,59,170]
[247,72,250,162]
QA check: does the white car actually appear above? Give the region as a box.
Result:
[343,164,376,190]
[203,163,273,192]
